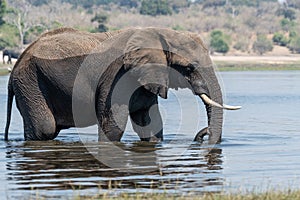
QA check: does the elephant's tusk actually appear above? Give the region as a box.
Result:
[222,104,242,110]
[200,94,241,110]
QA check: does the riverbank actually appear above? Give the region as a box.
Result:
[0,63,13,75]
[1,56,300,75]
[0,67,11,75]
[69,190,300,200]
[212,55,300,71]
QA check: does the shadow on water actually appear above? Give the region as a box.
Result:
[4,138,223,198]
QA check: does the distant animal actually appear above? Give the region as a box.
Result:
[2,49,20,64]
[4,27,241,143]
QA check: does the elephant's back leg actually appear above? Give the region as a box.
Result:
[13,76,58,140]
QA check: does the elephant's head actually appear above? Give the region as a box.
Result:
[123,28,240,144]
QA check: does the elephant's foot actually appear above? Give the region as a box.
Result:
[97,110,128,142]
[194,127,210,142]
[140,135,162,142]
[149,136,161,142]
[138,130,163,142]
[98,126,124,142]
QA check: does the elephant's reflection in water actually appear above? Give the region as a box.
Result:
[5,140,223,193]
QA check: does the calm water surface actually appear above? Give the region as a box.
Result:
[0,71,299,199]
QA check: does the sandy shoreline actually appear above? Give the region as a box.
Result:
[1,55,300,74]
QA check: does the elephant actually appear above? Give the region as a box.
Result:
[2,49,21,64]
[4,27,240,143]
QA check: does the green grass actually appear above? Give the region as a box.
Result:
[0,67,10,75]
[215,61,300,71]
[0,63,12,75]
[68,190,300,200]
[1,60,300,76]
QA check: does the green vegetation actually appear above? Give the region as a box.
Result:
[140,0,172,16]
[276,8,297,21]
[1,0,300,55]
[272,32,289,46]
[280,18,296,32]
[0,0,6,25]
[24,25,47,44]
[210,30,230,54]
[0,69,10,75]
[0,63,11,75]
[233,40,249,52]
[229,0,260,7]
[91,13,109,32]
[60,0,119,9]
[288,35,300,53]
[128,190,300,200]
[0,24,19,50]
[34,190,300,200]
[27,0,49,6]
[202,0,226,9]
[289,0,300,9]
[172,24,186,31]
[214,56,300,71]
[252,35,273,55]
[217,63,300,71]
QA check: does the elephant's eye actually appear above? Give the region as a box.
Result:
[186,64,195,73]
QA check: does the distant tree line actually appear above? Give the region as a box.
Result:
[0,0,6,25]
[1,0,300,54]
[2,0,298,17]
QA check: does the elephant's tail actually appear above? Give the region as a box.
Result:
[5,76,14,141]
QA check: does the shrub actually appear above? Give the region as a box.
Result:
[0,0,6,26]
[172,24,185,31]
[289,30,297,38]
[278,8,297,21]
[211,39,229,53]
[119,0,138,8]
[140,0,172,16]
[233,41,249,52]
[170,0,190,13]
[211,30,223,39]
[0,24,19,49]
[288,0,300,9]
[210,30,230,54]
[252,34,273,55]
[245,18,257,29]
[272,32,289,46]
[24,25,46,44]
[230,0,259,7]
[280,18,296,32]
[202,0,226,9]
[91,13,109,32]
[27,0,48,6]
[288,36,300,53]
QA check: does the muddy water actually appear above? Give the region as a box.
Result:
[0,71,300,199]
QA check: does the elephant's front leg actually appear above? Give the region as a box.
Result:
[98,105,129,142]
[130,103,163,142]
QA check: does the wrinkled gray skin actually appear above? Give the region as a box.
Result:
[5,27,223,143]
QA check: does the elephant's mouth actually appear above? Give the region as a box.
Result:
[200,94,241,110]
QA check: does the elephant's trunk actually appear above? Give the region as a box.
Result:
[192,66,224,144]
[203,73,224,144]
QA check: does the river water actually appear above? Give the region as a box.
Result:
[0,71,299,199]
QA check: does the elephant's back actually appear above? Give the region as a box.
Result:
[28,28,109,60]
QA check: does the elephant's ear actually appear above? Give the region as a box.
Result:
[123,29,170,99]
